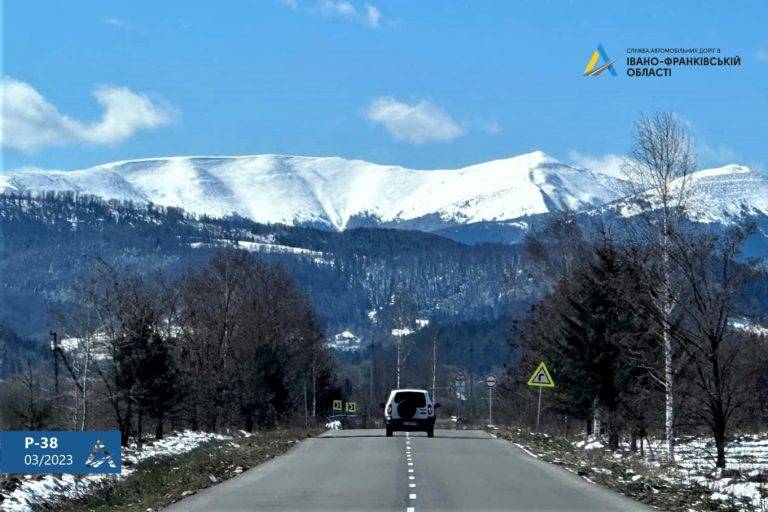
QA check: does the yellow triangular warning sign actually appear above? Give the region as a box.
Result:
[527,362,555,388]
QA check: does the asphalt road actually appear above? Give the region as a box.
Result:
[165,429,651,512]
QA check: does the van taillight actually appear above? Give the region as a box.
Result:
[428,405,434,416]
[386,405,392,415]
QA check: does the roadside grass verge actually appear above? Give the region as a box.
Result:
[488,426,767,512]
[50,428,320,512]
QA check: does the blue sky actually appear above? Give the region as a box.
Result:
[2,0,767,172]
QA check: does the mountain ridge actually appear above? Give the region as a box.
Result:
[3,152,766,235]
[0,151,623,231]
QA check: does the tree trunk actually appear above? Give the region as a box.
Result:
[663,321,675,462]
[243,413,254,433]
[155,416,164,439]
[311,373,317,418]
[592,399,602,438]
[607,409,619,450]
[714,420,727,469]
[137,409,144,450]
[661,221,676,463]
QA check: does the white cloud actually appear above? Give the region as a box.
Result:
[476,119,501,134]
[103,17,128,28]
[278,0,382,28]
[1,77,174,153]
[364,4,381,27]
[568,150,630,179]
[320,0,356,17]
[364,97,466,144]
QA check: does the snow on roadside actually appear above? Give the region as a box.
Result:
[670,435,768,509]
[586,434,768,510]
[1,431,229,512]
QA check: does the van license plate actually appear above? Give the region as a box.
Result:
[403,421,416,426]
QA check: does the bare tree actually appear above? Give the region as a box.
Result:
[382,289,417,388]
[0,362,54,429]
[669,227,760,468]
[623,111,696,461]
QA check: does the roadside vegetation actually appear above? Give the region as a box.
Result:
[0,251,338,440]
[487,426,768,511]
[0,252,335,510]
[486,112,768,509]
[47,428,318,512]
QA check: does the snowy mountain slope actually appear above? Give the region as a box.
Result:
[4,153,765,234]
[608,164,768,224]
[1,152,625,231]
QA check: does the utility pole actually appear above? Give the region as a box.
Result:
[431,334,437,401]
[368,339,376,428]
[303,379,308,427]
[49,332,84,394]
[469,339,475,417]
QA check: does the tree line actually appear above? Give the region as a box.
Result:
[500,112,768,469]
[0,251,338,445]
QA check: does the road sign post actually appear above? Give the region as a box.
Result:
[526,362,555,433]
[485,375,497,425]
[536,387,542,432]
[489,386,493,425]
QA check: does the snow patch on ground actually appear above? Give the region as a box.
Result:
[0,431,229,512]
[575,438,605,450]
[731,317,768,337]
[327,330,362,352]
[575,433,768,509]
[189,238,329,264]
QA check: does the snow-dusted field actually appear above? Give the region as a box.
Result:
[673,435,768,509]
[579,434,768,510]
[0,431,229,512]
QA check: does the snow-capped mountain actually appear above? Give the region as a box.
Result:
[3,152,766,236]
[673,165,768,223]
[608,164,768,224]
[1,151,624,231]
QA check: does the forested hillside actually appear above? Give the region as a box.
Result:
[0,192,538,351]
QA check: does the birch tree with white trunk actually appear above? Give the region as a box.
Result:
[622,111,696,462]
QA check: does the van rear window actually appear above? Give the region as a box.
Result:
[394,392,426,407]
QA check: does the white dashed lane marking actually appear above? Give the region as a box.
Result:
[405,434,416,511]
